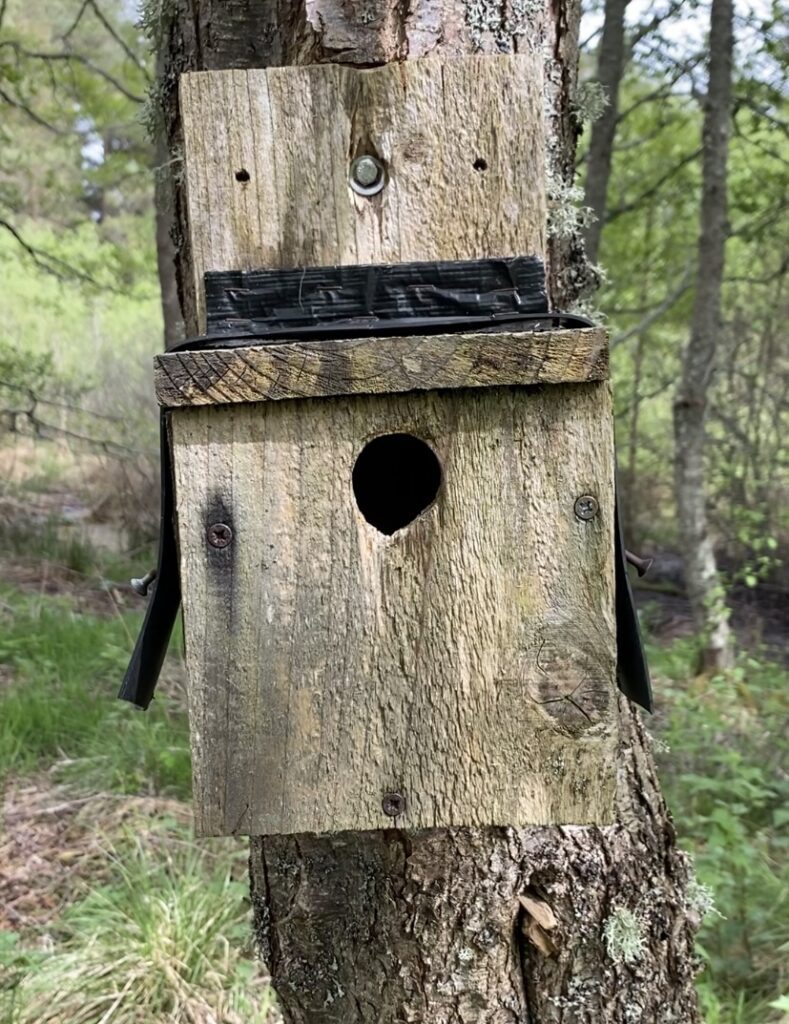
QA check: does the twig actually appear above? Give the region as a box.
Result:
[28,414,146,457]
[4,794,129,822]
[606,148,702,222]
[62,0,92,40]
[616,58,702,124]
[0,84,64,133]
[611,265,694,349]
[0,41,145,103]
[627,0,688,51]
[86,0,151,80]
[0,379,125,423]
[0,219,103,286]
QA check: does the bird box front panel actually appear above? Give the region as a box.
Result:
[170,380,617,837]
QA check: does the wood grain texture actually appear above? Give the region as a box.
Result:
[155,328,609,407]
[179,55,546,330]
[172,381,617,837]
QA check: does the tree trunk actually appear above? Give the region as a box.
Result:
[582,0,630,267]
[623,205,654,535]
[249,701,701,1023]
[154,0,702,1019]
[154,129,183,347]
[673,0,734,672]
[153,47,183,348]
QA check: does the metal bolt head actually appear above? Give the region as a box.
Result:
[130,568,157,597]
[381,792,406,818]
[574,494,600,522]
[207,522,233,549]
[350,155,386,196]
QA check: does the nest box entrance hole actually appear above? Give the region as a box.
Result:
[352,433,442,535]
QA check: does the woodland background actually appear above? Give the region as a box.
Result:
[0,1,786,1022]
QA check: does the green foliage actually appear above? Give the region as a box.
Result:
[590,55,789,571]
[0,585,189,798]
[649,640,789,1022]
[0,226,161,456]
[0,825,274,1024]
[0,0,155,290]
[0,340,52,393]
[723,507,782,590]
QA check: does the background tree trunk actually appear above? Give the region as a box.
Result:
[673,0,735,672]
[154,0,701,1019]
[582,0,630,267]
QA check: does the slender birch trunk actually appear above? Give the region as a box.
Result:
[582,0,630,267]
[673,0,735,672]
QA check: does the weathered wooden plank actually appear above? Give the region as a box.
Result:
[172,381,617,837]
[179,55,546,332]
[155,328,609,407]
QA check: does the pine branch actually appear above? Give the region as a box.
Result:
[611,264,694,349]
[0,219,102,287]
[0,84,64,133]
[0,40,145,103]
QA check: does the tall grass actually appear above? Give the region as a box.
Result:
[1,826,274,1024]
[0,584,190,797]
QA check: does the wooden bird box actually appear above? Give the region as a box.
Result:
[152,56,621,838]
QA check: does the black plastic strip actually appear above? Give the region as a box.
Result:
[118,411,181,710]
[204,255,548,336]
[614,494,653,712]
[167,311,595,353]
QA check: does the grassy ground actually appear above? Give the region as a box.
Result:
[0,541,786,1022]
[0,556,276,1023]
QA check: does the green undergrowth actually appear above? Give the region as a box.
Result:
[648,638,789,1023]
[0,570,276,1023]
[0,820,273,1024]
[0,571,786,1023]
[0,516,147,581]
[0,583,189,798]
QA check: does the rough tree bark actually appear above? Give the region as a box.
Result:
[581,0,630,267]
[673,0,734,672]
[152,0,702,1019]
[154,129,183,346]
[150,43,183,348]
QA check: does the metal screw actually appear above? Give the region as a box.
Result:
[381,792,406,818]
[130,568,157,597]
[574,494,600,521]
[625,549,654,578]
[207,522,233,549]
[350,155,386,196]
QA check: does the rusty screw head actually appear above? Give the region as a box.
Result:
[381,792,406,818]
[207,522,233,549]
[574,494,600,522]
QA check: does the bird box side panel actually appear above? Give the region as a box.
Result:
[171,382,617,837]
